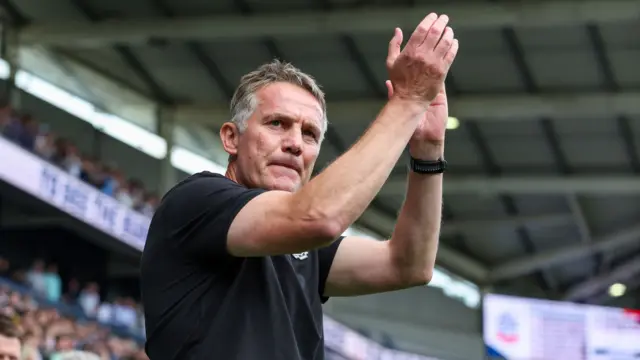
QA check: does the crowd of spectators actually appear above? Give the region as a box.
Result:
[0,106,160,217]
[0,256,147,360]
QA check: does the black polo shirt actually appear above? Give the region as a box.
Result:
[140,172,342,360]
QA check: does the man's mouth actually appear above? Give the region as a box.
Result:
[270,162,301,174]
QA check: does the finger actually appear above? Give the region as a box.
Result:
[405,13,438,50]
[422,14,449,50]
[385,80,394,99]
[386,28,403,69]
[435,27,454,58]
[443,39,459,65]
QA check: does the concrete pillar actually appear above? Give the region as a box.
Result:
[0,14,19,108]
[157,107,177,195]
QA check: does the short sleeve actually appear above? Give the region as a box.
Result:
[317,236,344,303]
[158,172,266,260]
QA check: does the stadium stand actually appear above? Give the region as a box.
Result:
[0,106,159,217]
[0,256,147,359]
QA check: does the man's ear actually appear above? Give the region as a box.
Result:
[220,122,240,157]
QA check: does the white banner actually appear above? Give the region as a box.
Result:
[0,136,150,251]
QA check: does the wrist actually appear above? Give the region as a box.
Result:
[409,141,444,160]
[387,97,429,118]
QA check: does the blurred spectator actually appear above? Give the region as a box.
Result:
[78,283,100,318]
[49,333,76,360]
[0,313,21,360]
[21,331,43,360]
[2,110,22,140]
[81,343,110,360]
[112,298,137,331]
[34,125,56,160]
[26,259,48,298]
[99,164,119,197]
[79,156,105,189]
[0,258,10,278]
[21,115,40,149]
[127,179,145,209]
[96,302,113,325]
[63,278,81,306]
[4,113,38,150]
[58,140,84,178]
[51,137,67,165]
[136,193,159,217]
[115,182,135,209]
[44,264,62,303]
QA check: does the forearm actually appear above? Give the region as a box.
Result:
[389,143,444,283]
[293,99,424,236]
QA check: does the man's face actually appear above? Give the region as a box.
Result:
[223,82,324,192]
[0,334,20,360]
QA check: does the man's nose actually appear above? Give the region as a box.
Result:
[282,130,302,156]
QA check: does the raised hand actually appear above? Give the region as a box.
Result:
[386,14,458,157]
[386,14,458,106]
[385,80,449,147]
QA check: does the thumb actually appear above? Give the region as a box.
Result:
[386,27,403,70]
[385,80,394,99]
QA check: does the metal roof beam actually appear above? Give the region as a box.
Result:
[19,0,640,47]
[563,252,640,301]
[489,224,640,283]
[382,175,640,196]
[361,209,573,238]
[172,91,640,126]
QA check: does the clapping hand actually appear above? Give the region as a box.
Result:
[385,14,459,158]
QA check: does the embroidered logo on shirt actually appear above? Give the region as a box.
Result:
[291,252,309,260]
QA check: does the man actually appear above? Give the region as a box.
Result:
[0,314,20,360]
[141,13,458,360]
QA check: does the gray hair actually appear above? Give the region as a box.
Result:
[229,59,327,140]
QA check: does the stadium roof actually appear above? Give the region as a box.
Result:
[5,0,640,308]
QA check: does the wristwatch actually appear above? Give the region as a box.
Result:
[409,156,447,174]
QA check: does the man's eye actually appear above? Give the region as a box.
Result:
[269,120,282,127]
[303,130,317,139]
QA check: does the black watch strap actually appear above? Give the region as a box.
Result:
[410,157,447,174]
